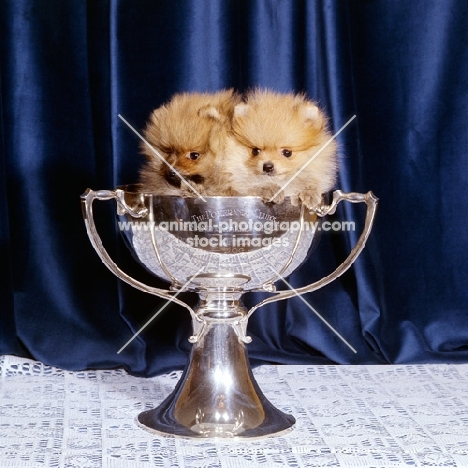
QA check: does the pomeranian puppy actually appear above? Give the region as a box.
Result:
[224,89,338,209]
[138,89,240,196]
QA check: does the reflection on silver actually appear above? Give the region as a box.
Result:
[122,192,317,292]
[81,185,378,438]
[193,406,245,438]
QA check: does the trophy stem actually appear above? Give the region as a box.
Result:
[136,280,295,439]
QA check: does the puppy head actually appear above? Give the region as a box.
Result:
[141,90,238,188]
[231,90,332,178]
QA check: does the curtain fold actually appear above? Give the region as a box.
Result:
[1,0,467,375]
[347,0,468,363]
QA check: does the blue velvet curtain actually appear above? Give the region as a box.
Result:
[1,0,467,375]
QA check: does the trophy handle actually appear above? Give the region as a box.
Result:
[80,188,197,318]
[244,190,378,319]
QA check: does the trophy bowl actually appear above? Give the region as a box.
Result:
[81,185,378,438]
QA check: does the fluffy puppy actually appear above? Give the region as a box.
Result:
[138,89,239,196]
[225,89,338,209]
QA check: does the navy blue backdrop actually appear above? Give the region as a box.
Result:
[1,0,467,376]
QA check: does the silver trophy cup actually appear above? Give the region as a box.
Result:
[81,186,378,438]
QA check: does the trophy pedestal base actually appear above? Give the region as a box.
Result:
[136,283,295,439]
[136,395,295,439]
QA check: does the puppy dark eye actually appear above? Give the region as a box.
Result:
[188,152,200,161]
[252,147,261,156]
[282,149,292,158]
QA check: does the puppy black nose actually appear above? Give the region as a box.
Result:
[167,169,178,180]
[263,162,274,173]
[165,169,181,188]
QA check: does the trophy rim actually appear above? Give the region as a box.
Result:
[117,183,296,204]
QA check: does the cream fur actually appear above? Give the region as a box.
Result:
[138,89,338,209]
[223,89,338,208]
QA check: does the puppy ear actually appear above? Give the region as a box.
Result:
[300,103,320,122]
[233,103,250,118]
[198,105,221,121]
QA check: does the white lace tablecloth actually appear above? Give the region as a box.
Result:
[1,355,468,467]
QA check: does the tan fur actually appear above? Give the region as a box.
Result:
[138,89,240,196]
[224,89,338,209]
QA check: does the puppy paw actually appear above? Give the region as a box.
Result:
[259,186,285,204]
[289,195,301,207]
[224,187,241,197]
[298,191,322,210]
[180,183,206,198]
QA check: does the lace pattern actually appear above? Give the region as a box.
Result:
[2,356,468,467]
